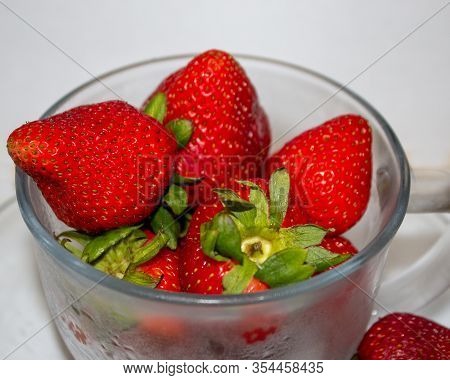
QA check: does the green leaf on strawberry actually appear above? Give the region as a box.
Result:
[215,188,255,212]
[57,231,93,258]
[255,247,314,288]
[93,229,147,277]
[249,186,270,228]
[155,182,193,246]
[306,246,351,272]
[58,238,83,258]
[200,221,222,260]
[143,93,193,149]
[223,256,258,295]
[131,231,169,266]
[55,169,192,289]
[200,212,242,262]
[212,213,243,262]
[164,184,188,216]
[83,225,143,263]
[57,225,169,288]
[150,207,180,250]
[279,225,328,248]
[143,92,193,151]
[123,271,161,287]
[268,168,290,229]
[235,180,270,229]
[143,92,167,123]
[57,230,93,246]
[166,119,193,148]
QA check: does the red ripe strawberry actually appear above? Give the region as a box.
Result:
[180,198,268,294]
[283,198,308,227]
[266,114,372,235]
[320,236,357,255]
[8,101,178,234]
[244,279,270,293]
[137,231,181,292]
[181,178,270,294]
[318,236,357,273]
[143,50,271,204]
[358,313,450,359]
[181,169,352,294]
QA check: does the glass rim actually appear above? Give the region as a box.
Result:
[15,53,411,306]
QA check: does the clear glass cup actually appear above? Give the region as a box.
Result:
[15,55,450,359]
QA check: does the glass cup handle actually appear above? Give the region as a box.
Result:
[373,168,450,320]
[407,168,450,213]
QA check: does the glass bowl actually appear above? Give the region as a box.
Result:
[15,54,412,359]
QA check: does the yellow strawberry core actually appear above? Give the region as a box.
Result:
[241,236,272,265]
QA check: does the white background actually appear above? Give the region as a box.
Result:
[0,0,449,359]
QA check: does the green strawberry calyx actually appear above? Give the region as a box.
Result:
[200,168,352,294]
[143,92,167,123]
[144,92,193,149]
[56,182,192,287]
[57,225,166,287]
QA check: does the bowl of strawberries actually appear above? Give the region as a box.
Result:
[10,50,446,359]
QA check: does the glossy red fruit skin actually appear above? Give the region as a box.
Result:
[180,180,269,294]
[7,101,177,234]
[319,236,358,273]
[266,114,372,235]
[244,278,269,293]
[145,50,271,205]
[138,231,181,292]
[320,236,358,255]
[358,313,450,359]
[283,199,308,227]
